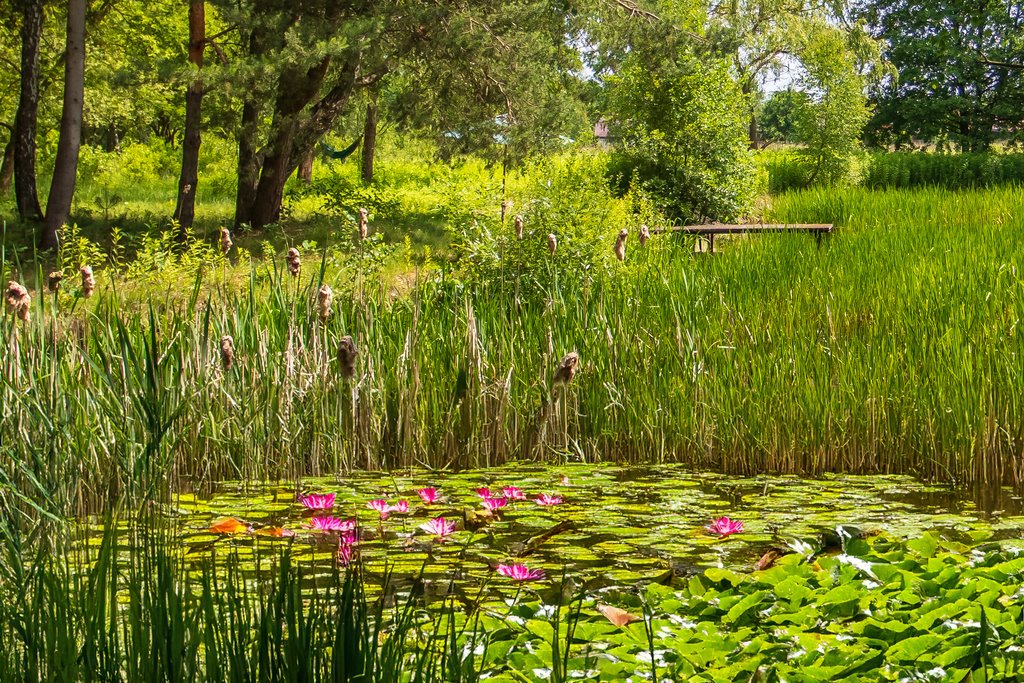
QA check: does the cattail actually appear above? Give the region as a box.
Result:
[219,335,235,371]
[552,351,579,387]
[317,284,333,320]
[5,281,31,323]
[514,214,524,240]
[80,266,95,298]
[547,233,557,256]
[220,227,233,254]
[286,247,301,277]
[337,335,358,380]
[358,208,369,240]
[614,228,628,262]
[47,271,63,292]
[639,224,650,246]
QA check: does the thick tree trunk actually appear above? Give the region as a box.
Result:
[297,151,313,182]
[14,0,44,223]
[0,126,14,194]
[361,101,377,184]
[42,0,86,250]
[235,97,261,229]
[173,1,206,238]
[248,58,333,229]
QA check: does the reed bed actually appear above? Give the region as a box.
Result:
[1,185,1022,516]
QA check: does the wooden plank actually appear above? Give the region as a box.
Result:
[652,223,833,235]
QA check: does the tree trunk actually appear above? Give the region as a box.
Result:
[0,125,14,194]
[173,1,206,238]
[361,101,377,184]
[748,113,760,150]
[235,97,261,229]
[297,151,313,182]
[14,0,44,223]
[248,58,333,229]
[42,0,86,250]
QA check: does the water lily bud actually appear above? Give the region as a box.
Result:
[220,227,233,254]
[5,281,31,323]
[337,335,358,380]
[80,266,95,298]
[317,284,333,320]
[614,228,628,262]
[47,271,63,292]
[286,247,301,277]
[219,335,235,371]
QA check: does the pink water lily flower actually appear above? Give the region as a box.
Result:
[502,486,526,501]
[475,487,493,498]
[368,499,391,519]
[307,516,356,532]
[535,494,563,506]
[389,500,409,514]
[338,543,355,566]
[497,563,545,582]
[300,493,336,510]
[419,517,457,541]
[482,496,508,511]
[340,530,358,546]
[706,516,744,538]
[417,487,440,504]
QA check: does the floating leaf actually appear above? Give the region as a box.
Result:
[597,604,642,628]
[209,518,249,534]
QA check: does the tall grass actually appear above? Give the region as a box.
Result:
[2,185,1022,517]
[761,149,1024,193]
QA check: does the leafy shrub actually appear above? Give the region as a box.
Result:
[605,55,756,223]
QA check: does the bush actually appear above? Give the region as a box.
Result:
[606,55,756,223]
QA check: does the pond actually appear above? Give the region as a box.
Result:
[150,463,1024,595]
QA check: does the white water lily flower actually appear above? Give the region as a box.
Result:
[532,668,552,679]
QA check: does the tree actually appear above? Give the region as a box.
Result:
[14,0,44,223]
[792,25,871,184]
[607,54,755,222]
[217,0,578,230]
[760,88,803,143]
[172,0,205,235]
[42,0,86,249]
[857,0,1024,150]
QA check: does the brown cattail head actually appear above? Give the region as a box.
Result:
[553,351,580,387]
[5,281,31,323]
[614,228,628,262]
[47,271,64,292]
[80,266,95,298]
[219,335,235,371]
[337,335,358,380]
[286,248,301,277]
[547,233,557,256]
[639,224,651,246]
[514,214,524,240]
[220,227,233,255]
[317,284,333,320]
[358,208,369,240]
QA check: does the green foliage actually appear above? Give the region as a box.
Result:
[762,150,1024,193]
[760,89,804,144]
[607,55,756,222]
[857,0,1024,151]
[791,26,872,186]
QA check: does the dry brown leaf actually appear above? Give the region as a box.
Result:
[597,604,642,628]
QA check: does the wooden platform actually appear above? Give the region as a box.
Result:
[652,223,834,253]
